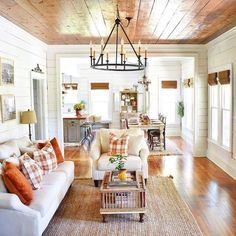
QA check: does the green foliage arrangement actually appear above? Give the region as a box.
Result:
[177,101,184,118]
[73,101,85,110]
[109,154,127,171]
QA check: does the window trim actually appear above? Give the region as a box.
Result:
[208,64,233,152]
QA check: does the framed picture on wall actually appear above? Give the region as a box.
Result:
[0,95,16,122]
[0,58,14,85]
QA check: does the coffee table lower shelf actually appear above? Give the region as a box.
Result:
[100,208,146,222]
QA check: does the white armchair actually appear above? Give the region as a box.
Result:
[90,128,149,186]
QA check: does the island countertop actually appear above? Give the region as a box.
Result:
[62,113,88,120]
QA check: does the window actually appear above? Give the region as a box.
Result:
[90,83,110,120]
[210,85,218,141]
[221,84,231,147]
[159,80,178,124]
[209,71,232,149]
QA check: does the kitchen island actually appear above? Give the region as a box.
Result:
[63,114,111,143]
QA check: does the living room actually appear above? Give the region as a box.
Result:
[0,1,236,235]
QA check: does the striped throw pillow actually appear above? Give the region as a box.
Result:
[108,133,129,156]
[19,153,42,190]
[33,142,57,175]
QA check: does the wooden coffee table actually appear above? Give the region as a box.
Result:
[100,171,146,222]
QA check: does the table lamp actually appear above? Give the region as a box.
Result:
[21,109,37,140]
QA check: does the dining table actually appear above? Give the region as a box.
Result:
[128,119,165,151]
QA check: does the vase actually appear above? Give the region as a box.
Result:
[118,169,127,181]
[75,109,82,117]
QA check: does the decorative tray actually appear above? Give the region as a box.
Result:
[108,171,137,187]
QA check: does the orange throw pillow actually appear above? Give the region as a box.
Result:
[3,162,33,205]
[50,137,64,164]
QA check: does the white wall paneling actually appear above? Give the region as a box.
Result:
[0,16,47,143]
[207,27,236,178]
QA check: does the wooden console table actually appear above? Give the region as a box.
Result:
[100,171,146,223]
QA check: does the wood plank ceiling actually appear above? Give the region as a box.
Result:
[0,0,236,44]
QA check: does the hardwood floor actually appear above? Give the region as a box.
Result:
[64,137,236,236]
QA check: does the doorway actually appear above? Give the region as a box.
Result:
[31,71,48,140]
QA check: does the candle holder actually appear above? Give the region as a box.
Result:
[144,57,147,67]
[100,53,104,64]
[93,57,96,67]
[90,55,93,66]
[123,59,126,70]
[106,59,109,70]
[120,53,124,64]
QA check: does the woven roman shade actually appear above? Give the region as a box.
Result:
[208,73,217,86]
[91,83,109,90]
[161,80,177,89]
[218,70,230,85]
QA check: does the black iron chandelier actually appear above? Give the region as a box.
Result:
[89,6,147,71]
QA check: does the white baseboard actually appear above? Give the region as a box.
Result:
[207,142,236,179]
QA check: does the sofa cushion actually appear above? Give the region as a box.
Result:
[100,128,143,153]
[14,136,33,148]
[53,161,74,181]
[128,135,143,156]
[0,141,21,160]
[3,162,33,205]
[108,133,129,156]
[98,153,142,171]
[30,172,67,217]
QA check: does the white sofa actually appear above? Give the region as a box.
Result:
[0,137,74,236]
[90,128,149,186]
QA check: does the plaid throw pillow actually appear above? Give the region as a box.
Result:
[33,142,57,175]
[108,133,129,156]
[19,153,42,190]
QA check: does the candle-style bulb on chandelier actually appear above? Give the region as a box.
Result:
[89,5,147,71]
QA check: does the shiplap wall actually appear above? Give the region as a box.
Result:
[47,45,208,156]
[0,16,47,143]
[181,59,195,147]
[207,26,236,179]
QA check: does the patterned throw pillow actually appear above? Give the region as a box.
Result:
[33,142,57,174]
[108,133,129,156]
[19,153,42,190]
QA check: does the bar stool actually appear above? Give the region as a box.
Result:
[80,122,95,150]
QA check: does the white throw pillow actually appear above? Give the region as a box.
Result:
[0,141,21,160]
[128,135,143,156]
[20,145,38,158]
[3,154,20,168]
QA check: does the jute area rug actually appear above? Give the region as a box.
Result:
[148,138,183,156]
[43,176,202,236]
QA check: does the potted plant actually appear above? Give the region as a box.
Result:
[177,101,184,128]
[73,101,85,117]
[109,154,127,181]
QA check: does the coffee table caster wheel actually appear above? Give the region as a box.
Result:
[139,213,144,222]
